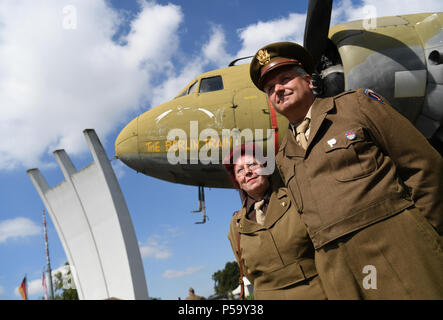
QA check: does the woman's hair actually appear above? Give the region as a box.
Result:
[223,142,268,190]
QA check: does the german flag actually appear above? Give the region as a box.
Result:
[18,276,27,300]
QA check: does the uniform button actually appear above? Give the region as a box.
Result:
[281,201,287,207]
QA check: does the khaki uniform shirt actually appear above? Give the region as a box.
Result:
[228,187,321,298]
[290,104,313,139]
[185,294,205,300]
[276,88,443,249]
[243,188,271,222]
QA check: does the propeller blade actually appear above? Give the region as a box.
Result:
[303,0,333,68]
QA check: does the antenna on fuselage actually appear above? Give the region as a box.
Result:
[228,56,253,67]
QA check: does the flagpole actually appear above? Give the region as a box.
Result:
[25,273,28,300]
[42,269,46,300]
[42,210,55,300]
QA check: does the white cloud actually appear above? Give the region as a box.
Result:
[162,266,204,279]
[150,25,234,107]
[122,1,182,69]
[0,0,183,170]
[140,238,172,260]
[139,226,185,260]
[139,231,175,260]
[150,59,204,107]
[236,13,306,58]
[0,217,41,243]
[202,25,234,67]
[26,276,46,297]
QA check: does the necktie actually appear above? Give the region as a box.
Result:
[296,118,310,150]
[254,199,266,225]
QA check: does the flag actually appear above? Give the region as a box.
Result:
[18,276,27,300]
[42,272,48,300]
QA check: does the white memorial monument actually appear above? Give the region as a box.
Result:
[27,129,149,300]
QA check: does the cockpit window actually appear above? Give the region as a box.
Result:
[188,81,198,95]
[177,89,187,98]
[176,80,198,98]
[199,76,223,93]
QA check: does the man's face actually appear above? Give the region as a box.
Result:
[263,66,314,123]
[234,154,269,199]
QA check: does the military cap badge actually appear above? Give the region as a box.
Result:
[257,49,271,66]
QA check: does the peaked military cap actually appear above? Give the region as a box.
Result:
[250,42,315,91]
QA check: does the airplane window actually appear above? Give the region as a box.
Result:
[188,81,198,95]
[177,89,187,98]
[199,76,223,93]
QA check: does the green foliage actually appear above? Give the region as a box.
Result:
[54,287,79,300]
[53,262,78,300]
[211,261,240,296]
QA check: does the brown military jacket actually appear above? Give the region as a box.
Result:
[185,294,205,300]
[227,187,319,298]
[276,88,443,249]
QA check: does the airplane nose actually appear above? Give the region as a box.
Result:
[115,117,139,167]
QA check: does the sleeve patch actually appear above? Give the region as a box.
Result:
[364,88,384,104]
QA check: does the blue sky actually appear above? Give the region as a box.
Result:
[1,0,442,300]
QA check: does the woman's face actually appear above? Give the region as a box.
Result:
[234,154,270,199]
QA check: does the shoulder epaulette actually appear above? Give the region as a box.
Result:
[333,89,357,100]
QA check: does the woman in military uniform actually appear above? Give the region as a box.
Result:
[224,144,326,300]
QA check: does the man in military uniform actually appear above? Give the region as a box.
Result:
[249,41,443,299]
[185,288,205,300]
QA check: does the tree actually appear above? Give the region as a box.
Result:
[53,262,78,300]
[212,261,240,297]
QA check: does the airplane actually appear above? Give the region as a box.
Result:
[115,0,443,222]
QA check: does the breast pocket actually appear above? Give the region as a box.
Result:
[278,158,295,186]
[240,230,284,274]
[277,159,303,212]
[323,127,377,182]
